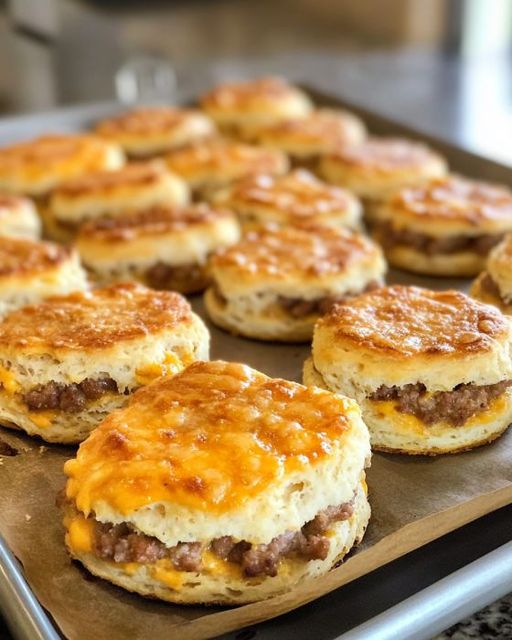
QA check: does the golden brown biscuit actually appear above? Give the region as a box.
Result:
[373,175,512,277]
[165,138,289,198]
[0,134,124,197]
[304,285,512,455]
[471,234,512,314]
[0,194,41,239]
[76,204,240,294]
[213,169,362,231]
[318,137,447,221]
[200,76,313,138]
[45,161,189,242]
[251,108,366,164]
[0,282,209,443]
[205,225,386,342]
[0,237,88,315]
[63,359,371,604]
[95,106,216,158]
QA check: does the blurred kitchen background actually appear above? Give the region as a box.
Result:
[0,0,511,164]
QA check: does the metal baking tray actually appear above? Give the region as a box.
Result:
[0,92,511,640]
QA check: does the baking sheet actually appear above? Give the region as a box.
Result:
[0,93,512,640]
[0,291,511,640]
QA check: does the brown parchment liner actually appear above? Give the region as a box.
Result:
[0,267,512,640]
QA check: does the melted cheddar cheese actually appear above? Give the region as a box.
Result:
[66,515,94,553]
[29,411,56,428]
[372,394,507,434]
[151,562,185,590]
[0,367,20,394]
[64,361,358,516]
[135,351,191,386]
[202,551,242,579]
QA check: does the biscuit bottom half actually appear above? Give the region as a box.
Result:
[373,222,503,277]
[86,260,210,295]
[303,359,512,455]
[470,272,512,316]
[64,482,370,605]
[204,281,380,343]
[0,386,127,444]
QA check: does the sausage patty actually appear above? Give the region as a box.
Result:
[23,377,118,413]
[90,498,355,577]
[213,281,381,319]
[376,221,502,256]
[145,261,208,292]
[369,379,511,426]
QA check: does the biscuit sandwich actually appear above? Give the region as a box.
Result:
[0,282,209,443]
[212,169,362,231]
[76,204,240,294]
[165,138,289,199]
[0,194,41,239]
[0,134,124,197]
[200,76,313,139]
[318,137,447,223]
[62,359,371,604]
[304,285,512,455]
[0,237,88,316]
[471,234,512,314]
[373,175,512,277]
[250,108,366,167]
[95,106,216,158]
[205,225,386,342]
[45,161,189,242]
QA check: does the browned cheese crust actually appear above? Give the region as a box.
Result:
[51,161,170,197]
[219,170,357,221]
[200,77,308,113]
[77,203,233,243]
[0,282,193,352]
[211,225,380,281]
[325,137,445,175]
[165,139,288,184]
[319,285,508,359]
[0,237,72,277]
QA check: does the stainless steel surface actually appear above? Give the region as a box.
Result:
[338,542,512,640]
[0,535,60,640]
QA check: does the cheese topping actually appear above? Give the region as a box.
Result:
[64,361,357,516]
[0,367,20,394]
[135,351,189,386]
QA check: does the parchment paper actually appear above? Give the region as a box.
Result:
[0,287,511,640]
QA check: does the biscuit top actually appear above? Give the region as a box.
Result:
[95,106,215,139]
[77,204,234,243]
[165,139,288,180]
[51,161,170,198]
[219,170,356,218]
[254,109,365,149]
[0,237,72,277]
[0,282,192,352]
[321,285,508,357]
[327,137,444,174]
[64,360,357,515]
[388,175,512,224]
[0,134,121,177]
[211,225,380,280]
[200,77,311,113]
